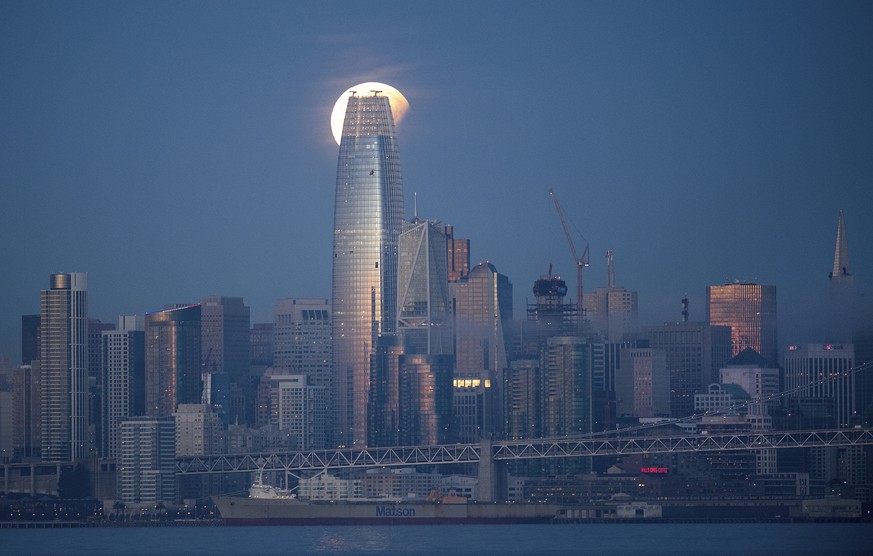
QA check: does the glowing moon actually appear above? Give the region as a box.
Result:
[330,82,410,145]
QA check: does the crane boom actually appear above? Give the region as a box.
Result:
[548,188,589,315]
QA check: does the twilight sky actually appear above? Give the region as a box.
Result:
[2,1,872,364]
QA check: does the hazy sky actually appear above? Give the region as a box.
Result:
[2,1,871,364]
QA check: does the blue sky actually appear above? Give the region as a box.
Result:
[2,1,871,363]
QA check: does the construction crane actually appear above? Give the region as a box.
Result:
[548,188,590,315]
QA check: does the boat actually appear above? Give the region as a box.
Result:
[213,480,563,525]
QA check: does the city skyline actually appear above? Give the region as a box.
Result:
[2,2,873,364]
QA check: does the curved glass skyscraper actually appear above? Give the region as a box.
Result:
[332,89,405,447]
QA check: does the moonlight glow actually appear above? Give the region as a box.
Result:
[330,82,409,145]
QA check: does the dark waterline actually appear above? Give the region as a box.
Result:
[4,523,872,555]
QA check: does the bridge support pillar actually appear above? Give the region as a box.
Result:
[477,440,506,502]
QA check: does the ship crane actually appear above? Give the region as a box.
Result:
[548,188,590,316]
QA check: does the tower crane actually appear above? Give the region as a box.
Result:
[548,188,590,316]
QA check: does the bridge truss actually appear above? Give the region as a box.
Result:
[176,428,873,475]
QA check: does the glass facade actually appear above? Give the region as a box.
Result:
[706,282,778,365]
[397,219,452,356]
[40,272,88,462]
[144,304,202,418]
[332,92,404,447]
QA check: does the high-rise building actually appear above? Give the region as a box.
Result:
[540,336,593,438]
[453,262,513,377]
[785,343,854,428]
[445,225,470,283]
[646,321,733,418]
[828,210,853,294]
[173,403,225,456]
[583,251,639,343]
[706,282,778,365]
[250,323,274,367]
[615,347,670,418]
[397,218,453,356]
[332,86,406,447]
[367,336,404,447]
[503,359,539,440]
[12,362,41,459]
[718,348,779,404]
[21,314,40,366]
[40,272,88,462]
[398,354,454,446]
[118,416,176,504]
[88,318,115,460]
[145,304,201,417]
[274,299,331,390]
[258,372,327,450]
[200,296,251,424]
[101,315,145,459]
[200,296,250,379]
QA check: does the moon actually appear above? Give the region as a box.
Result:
[330,82,410,145]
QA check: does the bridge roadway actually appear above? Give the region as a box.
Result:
[176,427,873,475]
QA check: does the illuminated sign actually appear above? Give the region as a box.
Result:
[640,467,668,474]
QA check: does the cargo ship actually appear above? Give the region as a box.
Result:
[212,478,562,525]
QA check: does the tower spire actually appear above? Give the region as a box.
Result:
[606,250,615,289]
[830,210,851,280]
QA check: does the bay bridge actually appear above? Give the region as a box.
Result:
[176,427,873,501]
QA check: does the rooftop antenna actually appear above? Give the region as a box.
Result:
[681,296,689,323]
[414,192,418,220]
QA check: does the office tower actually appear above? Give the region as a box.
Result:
[615,348,669,418]
[274,298,331,390]
[200,296,250,379]
[40,272,88,462]
[398,354,454,445]
[452,377,492,443]
[397,218,453,356]
[332,87,405,447]
[173,404,225,456]
[706,282,778,365]
[445,225,470,283]
[583,251,639,343]
[785,343,854,428]
[646,321,732,418]
[250,323,274,367]
[258,373,327,450]
[200,296,251,423]
[145,304,202,417]
[118,416,176,504]
[12,362,40,459]
[21,314,40,365]
[454,262,513,377]
[718,348,779,403]
[101,315,145,459]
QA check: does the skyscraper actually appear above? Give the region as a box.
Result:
[273,298,331,390]
[828,210,853,292]
[397,217,453,355]
[118,416,176,504]
[583,251,639,343]
[200,296,250,380]
[102,315,145,459]
[145,304,202,417]
[331,84,406,447]
[706,282,778,365]
[40,272,88,462]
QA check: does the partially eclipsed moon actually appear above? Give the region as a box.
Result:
[330,82,409,145]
